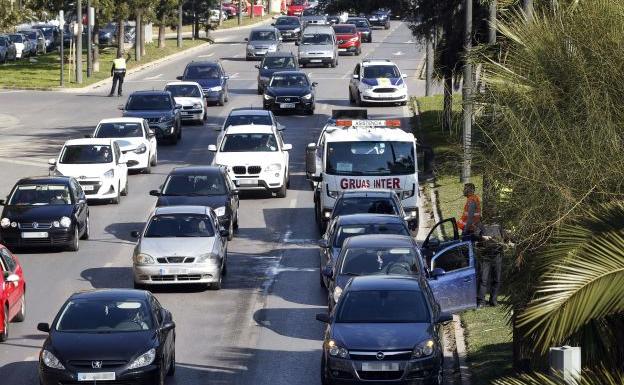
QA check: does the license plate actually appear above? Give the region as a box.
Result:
[182,111,192,115]
[310,59,322,63]
[280,103,296,109]
[361,362,400,372]
[238,179,258,186]
[159,267,187,275]
[22,232,48,239]
[338,48,346,52]
[255,50,267,54]
[82,185,94,191]
[77,372,116,381]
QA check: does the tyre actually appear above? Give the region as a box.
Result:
[80,216,90,240]
[257,87,263,95]
[144,159,152,174]
[330,60,336,68]
[306,106,314,115]
[111,183,121,204]
[276,178,287,198]
[169,133,178,145]
[227,218,234,241]
[233,209,239,230]
[157,362,166,385]
[210,274,222,290]
[150,151,158,167]
[222,249,228,277]
[321,356,334,385]
[218,92,225,106]
[177,125,182,139]
[167,349,176,376]
[356,91,364,107]
[0,306,8,342]
[121,179,128,196]
[224,89,229,103]
[13,296,25,322]
[67,227,79,251]
[133,281,146,290]
[348,89,355,104]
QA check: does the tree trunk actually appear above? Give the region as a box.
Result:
[425,36,433,96]
[93,10,100,72]
[135,11,141,61]
[194,15,200,39]
[140,16,145,56]
[158,21,166,48]
[443,72,453,132]
[117,18,125,57]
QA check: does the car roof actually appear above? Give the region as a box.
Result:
[16,176,73,185]
[263,51,296,58]
[276,16,299,20]
[186,60,219,67]
[129,90,170,95]
[71,289,149,301]
[224,124,275,134]
[347,17,368,21]
[343,234,415,249]
[97,117,144,124]
[323,125,415,142]
[271,70,307,76]
[335,214,406,226]
[169,166,223,176]
[334,24,357,28]
[303,25,334,33]
[154,205,212,216]
[165,81,202,87]
[362,59,397,67]
[338,189,398,198]
[63,138,115,146]
[348,275,424,292]
[228,108,271,116]
[250,27,278,33]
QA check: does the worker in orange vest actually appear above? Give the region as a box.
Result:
[458,183,483,241]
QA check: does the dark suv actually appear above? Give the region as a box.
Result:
[255,52,299,94]
[122,91,182,144]
[177,61,229,106]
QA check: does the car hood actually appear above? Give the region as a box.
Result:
[56,163,116,179]
[173,96,203,106]
[275,25,300,31]
[214,151,284,166]
[111,138,144,152]
[156,195,227,210]
[186,78,222,88]
[139,236,216,257]
[362,77,404,87]
[123,110,172,119]
[266,87,312,97]
[299,44,333,53]
[336,33,358,40]
[332,322,433,351]
[2,204,73,222]
[259,68,296,78]
[48,331,156,362]
[248,40,278,47]
[356,27,371,33]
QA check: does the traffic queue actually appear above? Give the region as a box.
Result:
[0,9,475,385]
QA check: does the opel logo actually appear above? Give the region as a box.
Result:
[92,361,102,369]
[79,176,87,180]
[376,352,385,360]
[32,222,39,229]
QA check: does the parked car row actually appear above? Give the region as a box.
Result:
[0,29,47,63]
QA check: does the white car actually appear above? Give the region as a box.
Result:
[92,117,158,173]
[348,59,409,106]
[132,205,229,290]
[164,82,207,124]
[49,138,129,204]
[209,124,292,198]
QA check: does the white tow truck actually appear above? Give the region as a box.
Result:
[306,111,420,232]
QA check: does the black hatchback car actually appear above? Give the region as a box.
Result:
[0,177,89,251]
[263,71,317,115]
[150,166,239,239]
[122,91,182,144]
[255,52,299,94]
[316,276,452,385]
[346,18,373,43]
[37,289,176,385]
[271,16,302,41]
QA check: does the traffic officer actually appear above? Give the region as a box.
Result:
[109,52,127,97]
[458,183,483,241]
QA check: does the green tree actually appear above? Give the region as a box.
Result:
[155,0,177,48]
[494,368,624,385]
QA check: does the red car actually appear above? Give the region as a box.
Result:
[287,0,308,16]
[333,24,362,56]
[222,3,238,17]
[0,244,25,342]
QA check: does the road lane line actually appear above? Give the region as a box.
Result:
[198,53,215,58]
[144,74,163,80]
[0,157,49,168]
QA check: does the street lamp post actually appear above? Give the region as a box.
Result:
[87,1,93,77]
[76,0,83,84]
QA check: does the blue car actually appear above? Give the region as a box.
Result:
[177,61,229,106]
[122,91,182,144]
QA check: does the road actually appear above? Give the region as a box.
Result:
[0,20,428,384]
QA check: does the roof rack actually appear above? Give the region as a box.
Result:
[362,58,392,63]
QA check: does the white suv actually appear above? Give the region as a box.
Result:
[49,138,129,204]
[348,59,409,106]
[209,124,292,197]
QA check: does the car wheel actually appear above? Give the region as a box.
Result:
[151,150,158,167]
[257,87,262,95]
[321,355,334,385]
[111,183,121,204]
[167,349,176,376]
[144,157,152,174]
[121,179,128,196]
[67,226,79,251]
[13,296,25,322]
[356,91,364,107]
[210,273,222,290]
[157,360,166,385]
[0,54,5,64]
[177,125,182,139]
[306,106,314,115]
[319,268,325,288]
[224,89,229,103]
[218,92,225,106]
[233,209,239,230]
[0,306,8,342]
[348,89,355,104]
[227,218,234,241]
[276,177,287,198]
[222,248,228,276]
[80,216,90,240]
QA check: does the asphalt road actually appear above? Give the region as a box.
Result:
[0,20,430,385]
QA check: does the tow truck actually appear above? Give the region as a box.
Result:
[306,110,420,232]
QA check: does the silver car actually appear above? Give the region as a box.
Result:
[131,205,230,290]
[297,25,338,68]
[245,27,282,61]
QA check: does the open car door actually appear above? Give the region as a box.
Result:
[421,218,460,266]
[427,241,477,314]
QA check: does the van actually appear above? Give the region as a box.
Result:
[296,25,338,68]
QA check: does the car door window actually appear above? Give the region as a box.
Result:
[113,142,121,163]
[0,248,16,272]
[432,243,470,272]
[353,64,360,78]
[70,180,82,202]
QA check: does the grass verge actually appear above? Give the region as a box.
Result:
[413,94,513,384]
[0,37,208,90]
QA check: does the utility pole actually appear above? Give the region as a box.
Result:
[461,0,473,183]
[59,10,65,86]
[87,1,93,77]
[425,35,433,96]
[238,0,242,25]
[135,11,141,61]
[219,0,223,26]
[177,1,183,47]
[488,0,496,44]
[76,0,83,84]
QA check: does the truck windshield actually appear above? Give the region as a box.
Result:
[326,141,415,176]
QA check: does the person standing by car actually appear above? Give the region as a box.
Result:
[458,183,483,240]
[476,224,505,308]
[109,52,127,97]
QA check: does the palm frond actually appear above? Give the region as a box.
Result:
[493,367,624,385]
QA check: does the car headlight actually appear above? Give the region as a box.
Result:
[333,286,343,303]
[134,253,155,264]
[264,163,281,172]
[412,339,435,358]
[52,220,60,228]
[264,94,274,100]
[197,253,219,263]
[42,350,65,370]
[59,216,72,228]
[293,28,301,33]
[127,348,156,369]
[302,93,312,100]
[0,218,10,228]
[134,143,147,154]
[268,45,277,51]
[327,340,349,358]
[192,103,202,109]
[159,115,174,123]
[209,86,223,92]
[349,37,359,42]
[247,45,255,51]
[214,206,226,217]
[103,169,115,179]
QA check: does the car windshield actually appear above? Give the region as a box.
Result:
[185,65,220,79]
[224,114,272,127]
[95,122,143,138]
[261,56,296,70]
[334,223,409,247]
[9,35,24,43]
[333,25,356,34]
[301,33,332,45]
[250,31,276,41]
[165,84,202,98]
[162,174,226,196]
[56,299,153,332]
[347,19,369,28]
[269,74,308,87]
[340,247,419,276]
[126,94,172,110]
[326,141,415,175]
[292,0,305,5]
[21,31,37,39]
[336,290,430,323]
[144,214,215,237]
[363,65,401,79]
[34,27,53,37]
[333,197,399,217]
[8,184,71,206]
[220,134,278,152]
[60,145,113,164]
[0,37,7,45]
[276,18,299,26]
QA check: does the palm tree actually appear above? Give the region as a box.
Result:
[493,367,624,385]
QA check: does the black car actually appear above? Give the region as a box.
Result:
[367,9,391,29]
[255,51,299,94]
[221,108,280,131]
[316,276,452,385]
[37,289,176,385]
[271,16,302,41]
[122,91,182,144]
[346,18,372,43]
[177,61,230,106]
[149,166,239,239]
[318,214,411,289]
[0,177,89,251]
[263,71,317,115]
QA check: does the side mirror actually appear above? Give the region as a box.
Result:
[318,239,329,248]
[176,75,183,80]
[231,189,239,195]
[78,198,87,204]
[118,104,125,110]
[402,73,408,78]
[149,190,160,196]
[0,199,5,206]
[312,82,318,87]
[48,158,57,165]
[436,312,453,324]
[219,229,230,238]
[431,267,446,279]
[352,74,359,79]
[270,23,275,26]
[254,65,260,69]
[305,142,317,175]
[175,104,182,109]
[315,313,330,323]
[5,273,19,283]
[208,144,217,152]
[321,265,333,278]
[223,75,230,80]
[283,143,292,151]
[37,322,51,333]
[160,322,175,332]
[130,230,140,238]
[244,37,248,41]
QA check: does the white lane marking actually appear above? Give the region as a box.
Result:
[229,73,240,79]
[144,74,163,80]
[198,53,215,58]
[104,262,113,267]
[0,90,24,94]
[0,157,48,168]
[393,51,404,56]
[308,72,314,78]
[23,355,38,361]
[234,53,241,58]
[405,40,414,44]
[289,198,297,208]
[125,79,172,83]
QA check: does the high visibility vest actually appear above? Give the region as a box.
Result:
[458,194,481,232]
[113,58,126,71]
